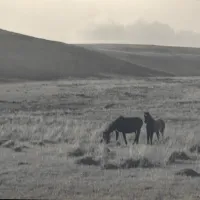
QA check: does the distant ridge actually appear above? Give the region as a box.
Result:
[81,43,200,76]
[0,29,172,81]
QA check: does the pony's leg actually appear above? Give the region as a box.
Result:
[122,133,128,145]
[156,131,160,141]
[161,129,165,140]
[134,129,141,144]
[116,131,119,141]
[133,131,137,145]
[161,121,165,140]
[161,132,164,140]
[147,129,150,145]
[148,133,151,145]
[150,132,154,145]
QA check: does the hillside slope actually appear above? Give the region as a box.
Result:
[0,29,172,81]
[81,44,200,76]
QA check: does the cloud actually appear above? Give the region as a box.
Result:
[83,20,200,47]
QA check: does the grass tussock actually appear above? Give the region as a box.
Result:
[104,103,116,109]
[1,140,15,148]
[75,156,100,166]
[120,157,160,169]
[175,168,200,177]
[166,151,191,165]
[30,141,45,146]
[18,161,30,166]
[189,144,200,153]
[13,146,24,152]
[12,144,29,152]
[101,163,119,170]
[67,146,86,157]
[101,157,160,170]
[0,139,29,152]
[0,139,10,146]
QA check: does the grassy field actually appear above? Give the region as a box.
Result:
[0,77,200,199]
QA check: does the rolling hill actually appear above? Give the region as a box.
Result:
[80,44,200,76]
[0,29,172,81]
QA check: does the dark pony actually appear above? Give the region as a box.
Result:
[101,116,143,145]
[144,112,165,145]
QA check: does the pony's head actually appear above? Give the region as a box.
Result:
[100,116,123,144]
[144,112,151,124]
[100,130,111,144]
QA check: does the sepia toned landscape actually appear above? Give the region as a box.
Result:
[0,26,200,199]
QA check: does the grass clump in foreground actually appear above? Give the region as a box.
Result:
[119,157,160,169]
[75,155,160,169]
[102,157,161,170]
[166,151,191,165]
[67,146,86,157]
[75,156,101,166]
[175,168,200,177]
[189,144,200,153]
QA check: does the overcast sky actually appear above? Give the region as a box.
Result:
[0,0,200,45]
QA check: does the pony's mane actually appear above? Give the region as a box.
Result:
[105,115,124,133]
[144,112,155,122]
